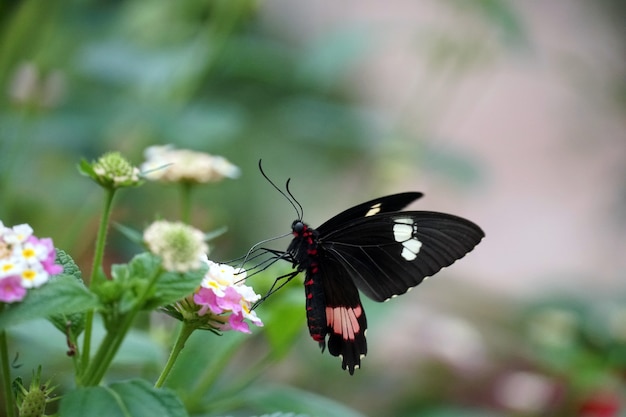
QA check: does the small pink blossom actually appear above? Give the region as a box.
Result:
[0,276,27,303]
[194,287,222,315]
[190,261,263,333]
[37,238,62,275]
[228,313,251,333]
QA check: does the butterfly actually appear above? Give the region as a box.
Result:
[251,165,484,374]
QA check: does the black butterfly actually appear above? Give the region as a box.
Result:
[252,167,484,374]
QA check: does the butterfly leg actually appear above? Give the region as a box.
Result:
[252,269,301,309]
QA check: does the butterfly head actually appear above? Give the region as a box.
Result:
[292,220,305,235]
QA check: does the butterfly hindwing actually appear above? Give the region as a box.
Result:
[319,211,484,302]
[317,255,367,375]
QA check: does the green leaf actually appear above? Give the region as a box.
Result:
[243,385,365,417]
[55,248,83,281]
[145,267,205,310]
[113,222,144,246]
[49,249,87,336]
[258,290,304,359]
[252,414,311,417]
[0,274,101,330]
[59,379,188,417]
[77,158,97,179]
[109,253,205,312]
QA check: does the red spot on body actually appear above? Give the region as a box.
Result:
[305,278,314,286]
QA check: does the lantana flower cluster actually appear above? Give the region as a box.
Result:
[193,260,263,334]
[0,222,62,303]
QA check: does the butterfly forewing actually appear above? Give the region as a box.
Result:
[319,212,484,301]
[316,192,423,234]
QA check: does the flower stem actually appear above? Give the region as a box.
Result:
[82,266,162,386]
[0,331,16,417]
[154,321,196,388]
[80,188,117,383]
[179,182,193,224]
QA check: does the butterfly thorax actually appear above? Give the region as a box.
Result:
[287,220,320,270]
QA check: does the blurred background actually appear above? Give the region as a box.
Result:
[1,0,625,416]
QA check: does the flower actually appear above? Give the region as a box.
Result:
[80,152,142,189]
[140,145,240,184]
[192,260,263,333]
[163,259,263,334]
[144,220,208,272]
[0,222,61,303]
[0,276,27,303]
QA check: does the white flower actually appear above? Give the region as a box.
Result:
[141,145,240,184]
[0,258,24,279]
[144,221,208,272]
[3,224,33,245]
[19,263,49,289]
[200,261,246,297]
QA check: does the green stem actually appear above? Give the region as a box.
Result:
[0,331,16,417]
[79,188,117,383]
[180,182,193,224]
[89,188,117,289]
[154,321,196,388]
[82,266,162,386]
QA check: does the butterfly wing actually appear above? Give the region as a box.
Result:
[318,211,484,302]
[313,254,367,375]
[316,192,423,233]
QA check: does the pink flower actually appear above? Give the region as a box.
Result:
[194,287,222,315]
[0,276,27,303]
[38,238,62,275]
[190,261,263,334]
[228,313,251,333]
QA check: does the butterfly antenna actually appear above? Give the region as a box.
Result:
[258,159,302,220]
[285,178,304,220]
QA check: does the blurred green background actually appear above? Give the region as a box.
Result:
[1,0,625,416]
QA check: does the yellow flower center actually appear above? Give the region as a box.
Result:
[22,270,36,281]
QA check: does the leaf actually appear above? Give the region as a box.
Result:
[0,274,101,330]
[77,158,97,179]
[113,222,144,246]
[258,290,304,359]
[110,253,206,312]
[243,385,366,417]
[144,267,205,310]
[55,248,83,281]
[49,249,87,336]
[252,413,311,417]
[58,379,188,417]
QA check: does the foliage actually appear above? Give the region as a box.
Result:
[1,1,624,417]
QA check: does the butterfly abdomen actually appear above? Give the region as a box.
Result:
[288,221,329,348]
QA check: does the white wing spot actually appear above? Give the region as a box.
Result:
[365,203,382,217]
[393,218,422,261]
